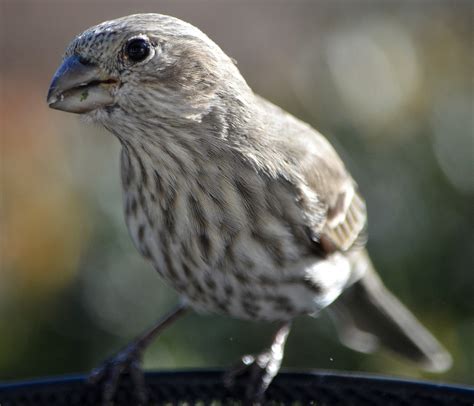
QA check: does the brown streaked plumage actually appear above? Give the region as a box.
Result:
[47,13,452,404]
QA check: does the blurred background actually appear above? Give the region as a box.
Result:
[1,0,473,386]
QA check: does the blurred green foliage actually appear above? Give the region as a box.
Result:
[1,0,472,385]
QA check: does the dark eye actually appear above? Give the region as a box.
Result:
[125,38,150,62]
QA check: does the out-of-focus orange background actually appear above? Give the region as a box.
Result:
[1,0,473,384]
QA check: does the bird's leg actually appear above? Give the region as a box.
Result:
[225,321,292,403]
[88,303,188,406]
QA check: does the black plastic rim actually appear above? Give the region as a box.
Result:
[1,369,473,405]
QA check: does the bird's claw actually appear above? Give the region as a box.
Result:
[224,350,281,403]
[87,344,147,406]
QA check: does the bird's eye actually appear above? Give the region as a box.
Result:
[124,38,151,63]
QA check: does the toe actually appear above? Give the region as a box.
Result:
[130,360,147,404]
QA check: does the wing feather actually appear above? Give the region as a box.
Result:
[296,130,367,253]
[254,95,367,253]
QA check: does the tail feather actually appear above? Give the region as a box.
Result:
[329,251,452,373]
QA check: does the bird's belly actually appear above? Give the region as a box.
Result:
[126,208,318,321]
[121,156,325,321]
[166,261,319,322]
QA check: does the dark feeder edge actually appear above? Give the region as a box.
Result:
[1,369,473,405]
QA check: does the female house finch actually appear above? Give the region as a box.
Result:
[47,13,451,404]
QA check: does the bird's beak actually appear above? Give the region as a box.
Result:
[47,55,118,114]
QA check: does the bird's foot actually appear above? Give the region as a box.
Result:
[87,342,147,406]
[224,350,283,404]
[86,305,188,406]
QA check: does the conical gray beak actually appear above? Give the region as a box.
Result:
[47,55,117,114]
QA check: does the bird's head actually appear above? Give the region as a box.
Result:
[47,14,248,128]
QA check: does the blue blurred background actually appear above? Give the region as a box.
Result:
[1,0,473,385]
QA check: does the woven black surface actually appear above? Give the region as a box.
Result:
[1,370,473,405]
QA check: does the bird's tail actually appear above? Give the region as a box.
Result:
[328,250,452,372]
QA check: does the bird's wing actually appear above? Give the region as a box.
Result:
[254,95,367,254]
[297,130,367,253]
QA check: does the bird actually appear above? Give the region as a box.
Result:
[47,13,452,405]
